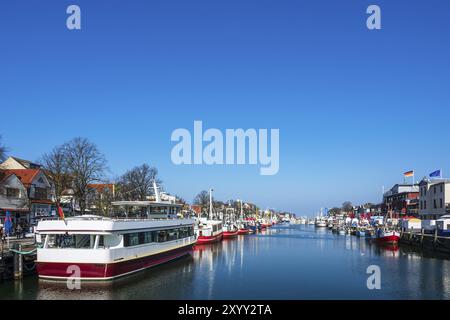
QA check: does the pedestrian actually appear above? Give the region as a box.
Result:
[16,224,22,239]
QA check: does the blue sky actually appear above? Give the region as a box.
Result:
[1,0,449,216]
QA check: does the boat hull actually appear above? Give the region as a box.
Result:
[237,229,250,235]
[36,244,194,281]
[376,234,400,245]
[223,231,239,239]
[196,233,223,244]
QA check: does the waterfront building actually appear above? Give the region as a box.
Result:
[382,184,419,218]
[4,169,54,225]
[0,170,30,226]
[418,178,450,220]
[0,156,42,170]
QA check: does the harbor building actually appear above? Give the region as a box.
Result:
[382,184,420,217]
[4,169,54,224]
[0,156,42,170]
[418,178,450,220]
[0,170,30,226]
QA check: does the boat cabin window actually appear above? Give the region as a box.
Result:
[112,204,182,218]
[122,226,194,247]
[46,234,93,249]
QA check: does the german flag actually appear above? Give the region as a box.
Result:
[404,170,414,177]
[57,204,65,220]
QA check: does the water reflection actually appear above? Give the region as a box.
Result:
[2,225,450,299]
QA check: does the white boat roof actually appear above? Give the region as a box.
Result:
[199,218,222,226]
[111,200,182,207]
[36,215,194,233]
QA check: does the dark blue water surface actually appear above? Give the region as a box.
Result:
[2,224,450,300]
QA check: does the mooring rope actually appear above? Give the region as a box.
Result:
[8,248,37,255]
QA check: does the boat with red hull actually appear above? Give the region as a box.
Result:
[223,223,239,239]
[196,233,223,244]
[35,211,196,281]
[376,230,400,245]
[223,230,239,238]
[37,243,193,280]
[237,228,250,235]
[195,219,223,245]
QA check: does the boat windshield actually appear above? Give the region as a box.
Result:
[46,234,97,249]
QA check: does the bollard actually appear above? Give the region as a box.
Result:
[13,244,23,280]
[421,228,424,244]
[434,228,438,245]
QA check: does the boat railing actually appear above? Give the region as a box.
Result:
[38,216,194,223]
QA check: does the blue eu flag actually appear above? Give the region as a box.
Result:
[429,170,441,178]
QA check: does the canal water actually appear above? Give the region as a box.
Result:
[1,224,450,300]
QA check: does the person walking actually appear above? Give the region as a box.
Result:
[16,224,22,239]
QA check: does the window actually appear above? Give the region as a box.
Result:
[144,231,154,243]
[46,234,92,249]
[420,201,423,210]
[34,187,48,200]
[434,186,437,194]
[440,199,443,209]
[157,230,168,242]
[6,188,19,198]
[441,185,444,193]
[124,233,139,247]
[434,199,437,209]
[424,201,427,210]
[98,235,105,249]
[123,227,192,247]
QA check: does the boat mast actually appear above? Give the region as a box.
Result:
[152,180,161,203]
[209,188,214,220]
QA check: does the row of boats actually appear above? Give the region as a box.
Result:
[34,185,276,281]
[313,215,401,245]
[196,217,275,244]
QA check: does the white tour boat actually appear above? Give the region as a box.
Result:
[36,183,196,281]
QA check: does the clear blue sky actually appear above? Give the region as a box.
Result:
[1,0,449,216]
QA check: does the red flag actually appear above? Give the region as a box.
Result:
[57,205,65,220]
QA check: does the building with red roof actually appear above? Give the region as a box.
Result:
[0,156,55,225]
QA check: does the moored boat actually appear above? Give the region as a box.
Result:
[36,214,196,281]
[196,219,223,244]
[376,229,400,245]
[223,223,239,239]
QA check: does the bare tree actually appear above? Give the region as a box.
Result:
[193,190,210,206]
[342,201,353,213]
[88,183,115,216]
[116,164,161,201]
[63,137,108,214]
[40,145,71,206]
[0,135,8,162]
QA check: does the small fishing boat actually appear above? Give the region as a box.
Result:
[196,188,223,244]
[338,228,346,235]
[237,222,250,235]
[223,223,239,239]
[315,208,327,228]
[376,229,400,245]
[196,219,224,244]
